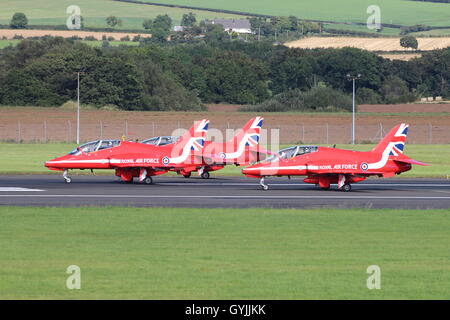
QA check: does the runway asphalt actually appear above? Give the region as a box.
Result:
[1,174,450,209]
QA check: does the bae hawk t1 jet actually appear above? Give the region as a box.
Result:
[45,119,210,184]
[242,123,427,191]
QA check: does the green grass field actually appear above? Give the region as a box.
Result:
[0,0,245,30]
[0,143,447,178]
[0,206,449,299]
[144,0,450,27]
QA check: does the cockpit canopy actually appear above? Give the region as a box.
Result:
[68,140,121,155]
[264,145,318,162]
[141,136,179,146]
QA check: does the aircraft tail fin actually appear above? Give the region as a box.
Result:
[175,119,209,153]
[371,123,409,156]
[227,116,263,150]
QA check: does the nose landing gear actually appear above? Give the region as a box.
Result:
[63,169,72,184]
[260,177,269,191]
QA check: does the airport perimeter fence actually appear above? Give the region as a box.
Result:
[0,121,449,145]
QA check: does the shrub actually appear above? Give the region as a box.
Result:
[242,87,352,112]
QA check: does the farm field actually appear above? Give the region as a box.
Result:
[0,29,150,41]
[285,36,450,51]
[1,206,449,299]
[0,39,140,49]
[0,143,448,178]
[141,0,450,27]
[378,53,422,61]
[0,0,246,30]
[1,107,450,144]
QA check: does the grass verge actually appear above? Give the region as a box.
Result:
[0,143,447,178]
[0,206,449,299]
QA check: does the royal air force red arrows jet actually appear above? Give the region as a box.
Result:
[45,117,269,183]
[242,123,427,191]
[45,119,210,184]
[142,117,268,179]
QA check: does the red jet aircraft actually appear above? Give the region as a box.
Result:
[45,119,210,184]
[140,117,271,179]
[242,123,427,191]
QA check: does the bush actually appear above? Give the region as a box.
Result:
[242,87,352,112]
[380,76,417,103]
[356,87,383,104]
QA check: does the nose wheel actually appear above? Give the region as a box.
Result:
[260,177,269,191]
[63,169,72,184]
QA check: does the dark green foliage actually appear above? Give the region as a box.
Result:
[153,14,172,31]
[106,16,122,28]
[356,88,383,104]
[0,38,203,110]
[380,76,417,103]
[10,12,28,29]
[199,51,270,104]
[181,13,197,27]
[1,35,449,111]
[316,47,382,92]
[244,87,352,112]
[400,35,418,50]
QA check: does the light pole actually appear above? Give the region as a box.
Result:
[346,73,361,144]
[75,71,85,144]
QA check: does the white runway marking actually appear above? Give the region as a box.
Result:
[0,187,44,192]
[159,182,450,187]
[1,194,450,200]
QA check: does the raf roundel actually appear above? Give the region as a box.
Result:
[219,152,226,159]
[360,162,369,171]
[162,156,170,166]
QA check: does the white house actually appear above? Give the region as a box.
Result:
[211,19,252,34]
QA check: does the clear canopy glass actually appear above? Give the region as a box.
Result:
[68,140,121,155]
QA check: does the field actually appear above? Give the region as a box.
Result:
[285,36,450,51]
[0,0,245,30]
[0,206,448,299]
[0,39,140,49]
[141,0,450,27]
[0,29,150,41]
[1,107,450,144]
[0,143,448,178]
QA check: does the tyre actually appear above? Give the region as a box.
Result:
[342,184,352,192]
[183,172,191,178]
[143,177,153,185]
[262,185,269,191]
[64,177,72,184]
[201,171,210,179]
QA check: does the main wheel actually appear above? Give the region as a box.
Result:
[342,184,352,192]
[143,177,153,185]
[262,184,269,191]
[201,171,210,179]
[183,172,191,178]
[64,177,72,184]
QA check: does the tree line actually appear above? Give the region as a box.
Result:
[0,36,449,111]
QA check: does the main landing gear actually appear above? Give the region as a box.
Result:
[142,176,153,185]
[63,169,72,184]
[260,177,269,191]
[201,171,210,179]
